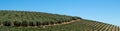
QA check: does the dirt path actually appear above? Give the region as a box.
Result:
[42,19,80,28]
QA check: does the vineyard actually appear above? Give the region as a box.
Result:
[0,10,119,31]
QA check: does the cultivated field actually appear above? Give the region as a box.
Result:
[0,10,119,31]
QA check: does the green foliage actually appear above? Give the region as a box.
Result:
[0,20,119,31]
[0,10,78,23]
[0,10,119,31]
[57,20,62,24]
[0,10,81,27]
[3,21,11,26]
[21,21,28,27]
[13,21,21,26]
[36,21,42,26]
[0,21,1,25]
[29,21,36,26]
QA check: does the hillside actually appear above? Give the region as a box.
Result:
[0,10,119,31]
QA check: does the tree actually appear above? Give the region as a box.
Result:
[29,21,36,26]
[13,21,21,26]
[36,21,42,26]
[21,21,28,27]
[3,21,11,26]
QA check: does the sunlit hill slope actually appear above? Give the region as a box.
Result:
[0,10,119,31]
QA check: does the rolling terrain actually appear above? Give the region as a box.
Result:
[0,10,119,31]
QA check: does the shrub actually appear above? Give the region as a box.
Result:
[21,21,28,27]
[62,20,66,23]
[49,21,54,24]
[53,21,58,24]
[71,17,77,20]
[66,20,71,22]
[13,21,21,26]
[29,21,36,26]
[36,21,41,26]
[44,22,49,25]
[73,16,82,19]
[41,22,49,25]
[0,21,1,25]
[3,21,11,26]
[57,21,62,24]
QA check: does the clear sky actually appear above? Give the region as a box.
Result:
[0,0,120,26]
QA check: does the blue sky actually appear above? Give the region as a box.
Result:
[0,0,120,26]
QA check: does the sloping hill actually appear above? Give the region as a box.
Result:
[0,10,119,31]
